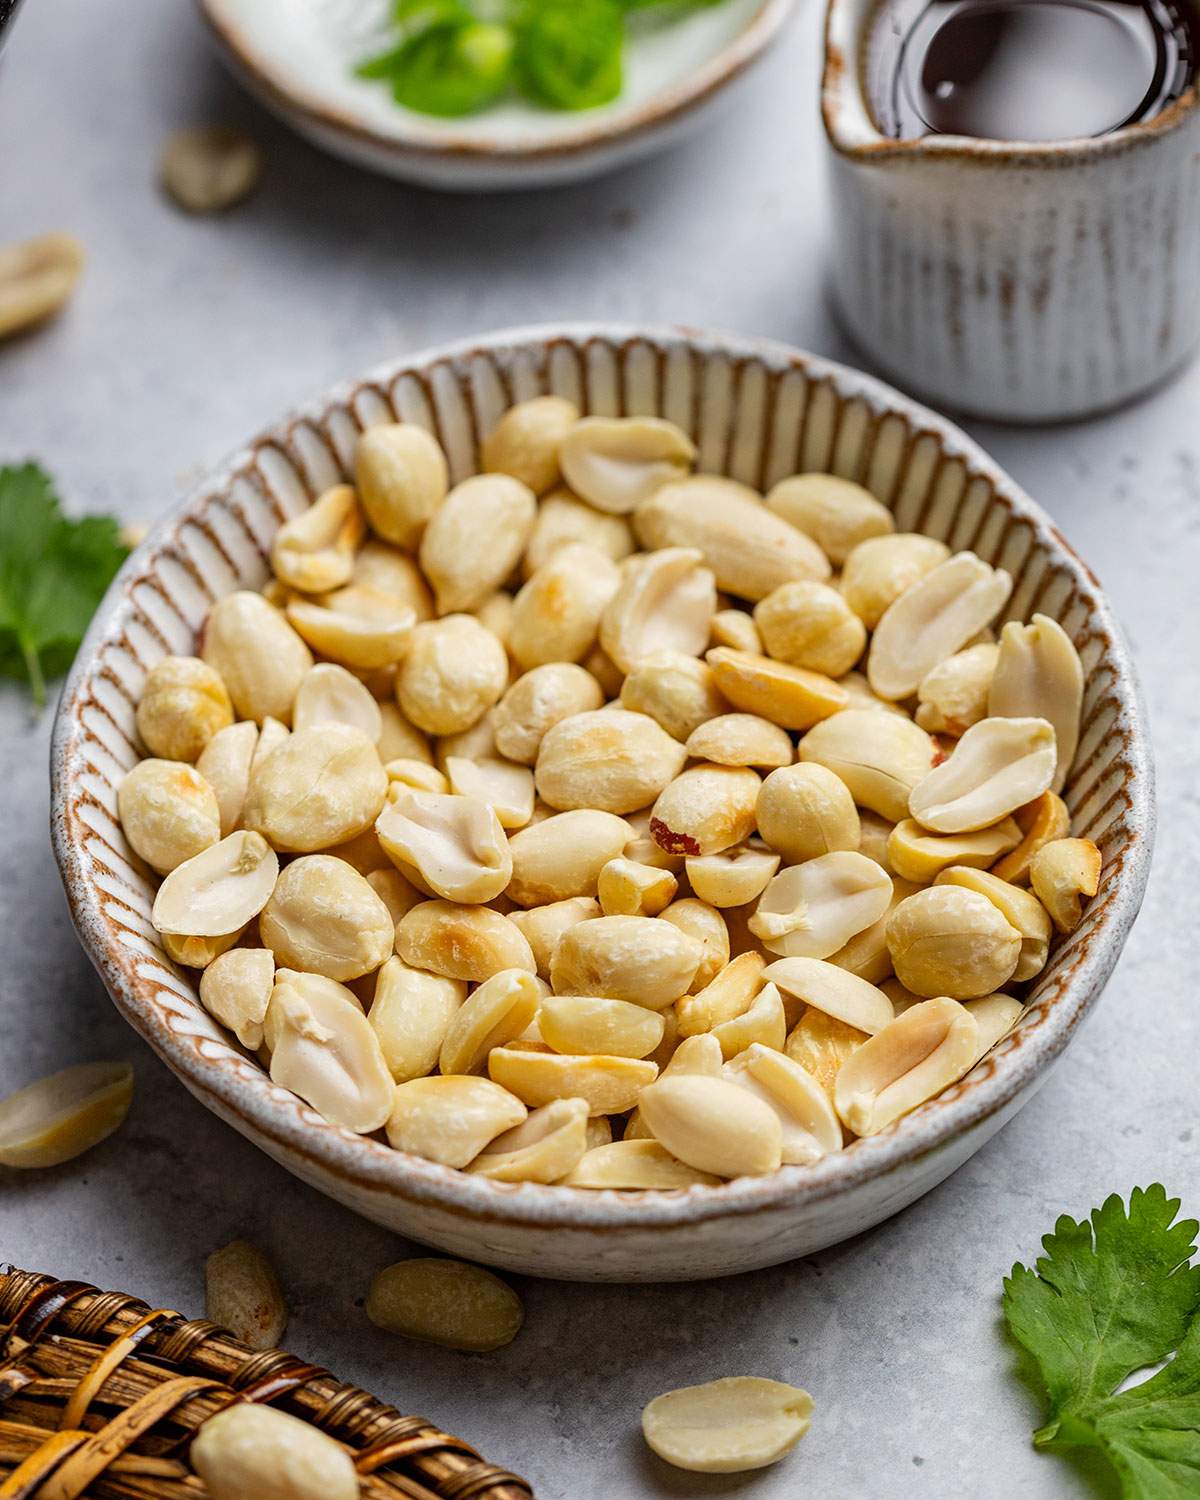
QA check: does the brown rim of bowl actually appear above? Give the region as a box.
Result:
[50,322,1155,1234]
[198,0,797,166]
[822,0,1200,166]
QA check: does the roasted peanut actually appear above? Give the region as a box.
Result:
[635,476,830,600]
[642,1377,813,1475]
[264,970,394,1133]
[369,957,465,1082]
[539,995,666,1059]
[0,231,85,340]
[658,899,730,988]
[840,532,950,629]
[564,1138,719,1188]
[479,396,579,494]
[352,539,435,619]
[710,607,762,655]
[396,900,535,981]
[934,865,1051,980]
[725,1042,842,1164]
[560,416,695,513]
[835,997,979,1135]
[0,1061,133,1169]
[507,809,630,906]
[293,662,382,743]
[798,709,937,822]
[119,759,221,873]
[354,422,448,548]
[205,1240,287,1351]
[376,790,511,903]
[992,790,1072,885]
[1030,838,1102,933]
[199,948,275,1049]
[509,542,621,669]
[152,830,278,939]
[488,1047,657,1114]
[507,896,600,978]
[766,473,894,565]
[887,816,1022,883]
[619,651,725,741]
[536,708,687,815]
[492,662,605,765]
[137,656,233,762]
[706,647,848,731]
[442,756,534,830]
[756,763,860,865]
[387,1074,526,1166]
[784,1007,867,1101]
[550,915,702,1009]
[750,851,893,960]
[909,716,1056,833]
[397,614,508,735]
[202,591,312,724]
[964,992,1024,1060]
[650,764,760,856]
[676,951,766,1038]
[270,484,364,594]
[438,968,541,1075]
[244,723,386,851]
[755,580,866,677]
[191,1404,356,1500]
[685,841,780,909]
[868,552,1012,700]
[600,548,716,673]
[886,885,1021,998]
[763,956,894,1035]
[468,1096,588,1182]
[710,980,787,1059]
[523,488,635,575]
[916,643,999,736]
[638,1074,782,1177]
[159,126,261,213]
[367,1257,523,1351]
[685,712,792,769]
[196,720,259,837]
[597,856,677,917]
[989,613,1084,793]
[287,585,415,671]
[419,473,536,613]
[260,855,394,981]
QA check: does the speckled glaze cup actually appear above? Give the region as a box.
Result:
[822,0,1200,422]
[51,325,1154,1282]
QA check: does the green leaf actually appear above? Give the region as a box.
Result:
[391,20,516,116]
[515,0,623,111]
[0,463,129,708]
[1004,1186,1200,1499]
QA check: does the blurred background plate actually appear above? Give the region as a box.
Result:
[198,0,797,190]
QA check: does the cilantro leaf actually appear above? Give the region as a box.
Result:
[0,463,129,708]
[1004,1185,1200,1498]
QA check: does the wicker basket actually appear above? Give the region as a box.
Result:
[0,1266,532,1499]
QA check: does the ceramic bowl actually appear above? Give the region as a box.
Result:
[822,0,1200,422]
[198,0,796,191]
[51,324,1154,1282]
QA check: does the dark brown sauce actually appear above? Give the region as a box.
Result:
[864,0,1198,140]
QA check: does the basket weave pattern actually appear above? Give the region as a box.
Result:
[0,1267,532,1500]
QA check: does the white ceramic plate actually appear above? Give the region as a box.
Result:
[51,325,1154,1282]
[198,0,796,189]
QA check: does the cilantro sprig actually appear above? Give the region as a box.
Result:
[0,463,129,708]
[357,0,728,118]
[1004,1185,1200,1498]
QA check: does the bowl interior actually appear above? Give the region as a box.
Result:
[52,324,1153,1237]
[202,0,789,155]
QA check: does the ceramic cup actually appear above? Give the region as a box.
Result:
[821,0,1200,422]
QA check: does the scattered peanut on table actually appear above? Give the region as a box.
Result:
[116,399,1100,1188]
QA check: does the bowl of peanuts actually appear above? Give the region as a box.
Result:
[50,325,1154,1282]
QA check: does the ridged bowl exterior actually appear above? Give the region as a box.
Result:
[822,0,1200,422]
[51,325,1154,1281]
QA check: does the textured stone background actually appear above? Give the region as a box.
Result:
[1,3,1196,1496]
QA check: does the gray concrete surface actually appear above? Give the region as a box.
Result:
[1,3,1197,1496]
